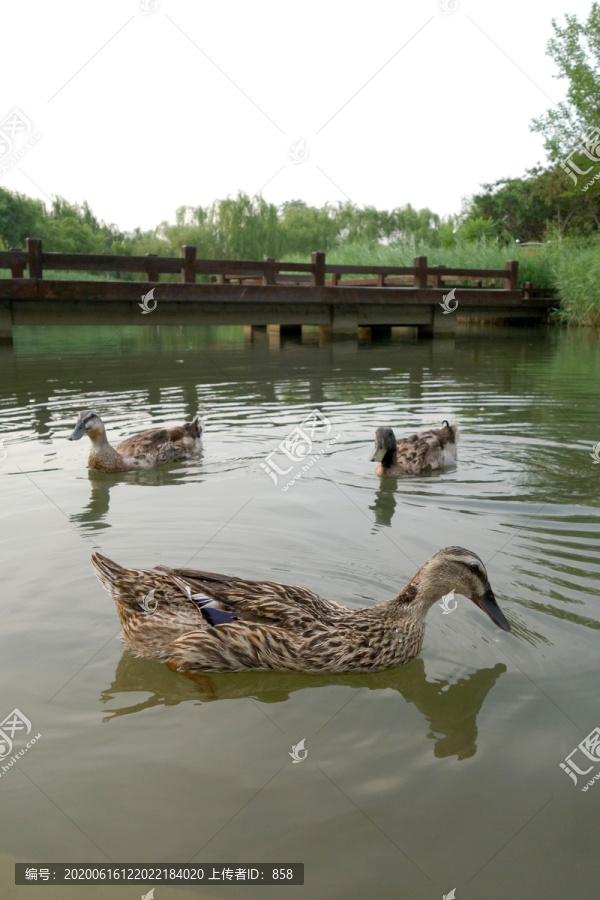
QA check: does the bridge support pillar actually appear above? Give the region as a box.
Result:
[0,306,13,342]
[244,324,268,341]
[268,324,302,339]
[319,305,358,339]
[419,306,457,338]
[370,325,392,339]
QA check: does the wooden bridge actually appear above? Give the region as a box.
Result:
[0,239,556,341]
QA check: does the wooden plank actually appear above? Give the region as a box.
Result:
[273,261,314,273]
[325,263,415,275]
[40,253,183,273]
[0,280,555,309]
[430,266,508,278]
[0,250,27,278]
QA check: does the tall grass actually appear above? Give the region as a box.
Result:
[546,237,600,325]
[286,238,556,290]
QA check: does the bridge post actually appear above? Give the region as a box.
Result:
[145,254,159,282]
[181,245,197,282]
[262,258,276,285]
[431,264,444,289]
[26,238,42,279]
[504,260,518,290]
[0,306,13,342]
[9,248,24,278]
[311,251,325,286]
[414,256,428,289]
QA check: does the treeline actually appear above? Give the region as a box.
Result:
[0,189,449,257]
[1,165,599,264]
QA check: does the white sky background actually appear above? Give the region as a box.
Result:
[0,0,595,235]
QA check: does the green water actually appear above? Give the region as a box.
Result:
[1,323,599,899]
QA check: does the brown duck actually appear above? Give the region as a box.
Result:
[68,410,202,472]
[91,547,511,673]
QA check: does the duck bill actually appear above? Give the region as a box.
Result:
[471,586,511,632]
[68,421,86,441]
[369,441,386,462]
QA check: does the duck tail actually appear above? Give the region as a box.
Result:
[187,416,203,439]
[441,420,459,443]
[91,552,158,611]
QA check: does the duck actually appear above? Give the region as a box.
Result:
[90,546,511,673]
[370,420,459,477]
[69,410,202,472]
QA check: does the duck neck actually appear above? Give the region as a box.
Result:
[87,429,128,470]
[382,446,396,467]
[389,570,440,621]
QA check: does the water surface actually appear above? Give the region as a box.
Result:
[1,323,599,899]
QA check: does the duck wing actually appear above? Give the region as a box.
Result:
[157,565,345,630]
[396,424,457,474]
[116,427,189,461]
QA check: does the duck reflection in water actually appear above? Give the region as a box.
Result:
[370,477,399,528]
[100,652,506,761]
[70,464,204,531]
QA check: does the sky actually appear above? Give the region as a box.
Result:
[0,0,595,234]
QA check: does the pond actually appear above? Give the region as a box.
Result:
[1,323,599,899]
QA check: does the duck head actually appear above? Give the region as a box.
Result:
[370,426,397,463]
[69,410,106,443]
[414,547,511,632]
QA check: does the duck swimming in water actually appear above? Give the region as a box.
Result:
[91,546,510,673]
[69,410,202,472]
[370,421,458,477]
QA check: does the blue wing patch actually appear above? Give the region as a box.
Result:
[190,593,238,626]
[201,607,238,626]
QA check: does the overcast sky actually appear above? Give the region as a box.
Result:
[0,0,595,234]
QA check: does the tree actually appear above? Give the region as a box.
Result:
[0,188,46,247]
[531,3,600,161]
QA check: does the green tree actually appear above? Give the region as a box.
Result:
[0,188,46,247]
[531,3,600,160]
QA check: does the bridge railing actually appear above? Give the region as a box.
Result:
[0,239,519,291]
